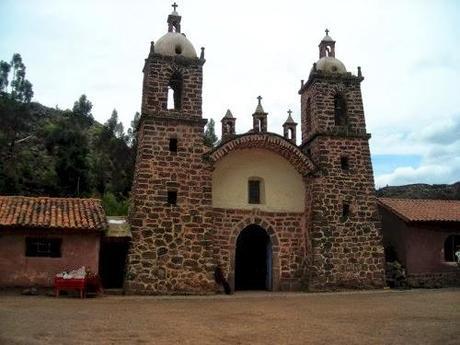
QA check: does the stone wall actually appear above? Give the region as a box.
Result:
[211,208,307,291]
[301,75,386,290]
[142,54,204,119]
[126,114,216,294]
[306,137,385,289]
[408,271,460,288]
[300,73,367,145]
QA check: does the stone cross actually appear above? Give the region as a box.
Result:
[325,28,329,36]
[287,109,292,117]
[172,2,178,11]
[257,95,262,105]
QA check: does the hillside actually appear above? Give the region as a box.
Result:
[376,182,460,200]
[0,94,136,214]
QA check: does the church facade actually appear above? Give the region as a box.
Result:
[125,7,385,294]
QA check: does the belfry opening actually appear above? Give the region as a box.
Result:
[235,225,272,291]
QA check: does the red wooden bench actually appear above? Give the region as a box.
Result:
[55,277,86,298]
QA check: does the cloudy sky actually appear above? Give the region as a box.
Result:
[1,0,459,187]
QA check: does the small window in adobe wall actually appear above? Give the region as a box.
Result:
[25,238,62,258]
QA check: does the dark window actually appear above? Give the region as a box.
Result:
[169,138,178,152]
[341,156,350,170]
[306,98,312,132]
[167,71,183,110]
[167,191,177,205]
[444,235,460,262]
[334,94,347,126]
[341,203,350,220]
[25,238,62,258]
[248,180,261,204]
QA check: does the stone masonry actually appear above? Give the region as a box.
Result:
[125,9,385,294]
[299,71,386,289]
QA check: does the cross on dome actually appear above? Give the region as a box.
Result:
[325,28,329,36]
[172,2,178,12]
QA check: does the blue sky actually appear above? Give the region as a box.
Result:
[1,0,459,187]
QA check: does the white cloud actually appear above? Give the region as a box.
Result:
[1,0,459,186]
[374,114,460,187]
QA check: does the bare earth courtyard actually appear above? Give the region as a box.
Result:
[0,289,459,345]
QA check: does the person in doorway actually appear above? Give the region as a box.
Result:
[214,264,232,295]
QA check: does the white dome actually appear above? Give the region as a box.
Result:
[315,56,347,73]
[154,32,197,59]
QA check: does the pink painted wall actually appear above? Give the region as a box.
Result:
[379,207,409,267]
[0,230,101,287]
[405,224,459,274]
[379,206,459,274]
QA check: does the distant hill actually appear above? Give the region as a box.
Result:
[376,182,460,200]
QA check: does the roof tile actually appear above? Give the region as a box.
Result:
[378,198,460,223]
[0,196,107,231]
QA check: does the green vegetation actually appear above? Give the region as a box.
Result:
[0,53,138,215]
[204,118,218,147]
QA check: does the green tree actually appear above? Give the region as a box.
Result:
[72,94,94,127]
[127,111,140,147]
[204,118,218,147]
[9,54,33,103]
[44,114,92,196]
[105,109,125,139]
[0,61,11,92]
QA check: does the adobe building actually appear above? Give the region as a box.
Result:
[125,5,386,294]
[0,196,106,287]
[378,198,460,287]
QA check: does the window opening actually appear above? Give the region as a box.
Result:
[167,190,177,205]
[341,156,349,171]
[167,87,175,110]
[25,238,62,258]
[306,98,312,132]
[248,180,261,204]
[167,72,183,110]
[334,94,347,126]
[341,203,350,220]
[444,235,460,262]
[169,138,178,152]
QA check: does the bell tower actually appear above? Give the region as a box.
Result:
[300,30,385,290]
[126,4,215,294]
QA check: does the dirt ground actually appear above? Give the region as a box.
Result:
[0,289,459,345]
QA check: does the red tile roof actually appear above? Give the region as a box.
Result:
[378,198,460,223]
[0,196,107,231]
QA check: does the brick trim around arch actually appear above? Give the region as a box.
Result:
[207,133,316,176]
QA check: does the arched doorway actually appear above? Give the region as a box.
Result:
[235,224,272,291]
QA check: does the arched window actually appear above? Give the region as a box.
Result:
[167,71,183,110]
[444,235,460,262]
[334,94,347,126]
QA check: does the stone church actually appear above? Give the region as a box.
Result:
[125,5,386,294]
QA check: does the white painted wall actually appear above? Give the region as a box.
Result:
[212,149,305,212]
